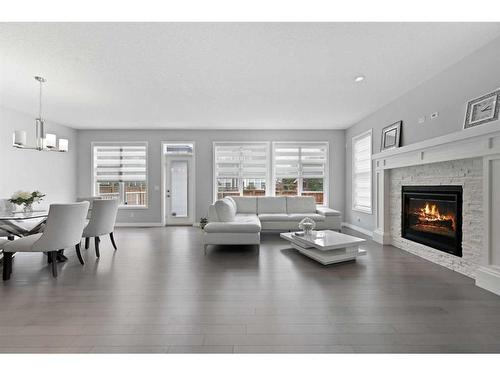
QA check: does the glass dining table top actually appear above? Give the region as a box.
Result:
[0,210,49,220]
[0,210,49,239]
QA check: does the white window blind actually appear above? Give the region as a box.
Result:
[352,131,372,213]
[93,142,148,207]
[215,143,268,179]
[94,144,147,182]
[213,142,269,200]
[273,142,328,205]
[274,143,327,178]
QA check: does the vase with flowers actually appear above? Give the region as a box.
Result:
[298,217,316,236]
[9,190,45,213]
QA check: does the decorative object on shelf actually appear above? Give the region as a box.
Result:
[381,120,402,151]
[9,191,45,213]
[200,217,208,229]
[464,89,499,129]
[12,76,69,152]
[298,217,316,235]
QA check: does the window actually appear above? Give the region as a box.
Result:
[213,142,269,200]
[273,142,328,205]
[93,142,148,207]
[164,143,194,155]
[352,130,372,213]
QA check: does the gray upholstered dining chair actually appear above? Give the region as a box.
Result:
[83,199,119,257]
[2,201,90,280]
[77,196,102,219]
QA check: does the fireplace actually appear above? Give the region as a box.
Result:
[401,185,463,257]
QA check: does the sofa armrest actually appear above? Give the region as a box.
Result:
[316,207,341,217]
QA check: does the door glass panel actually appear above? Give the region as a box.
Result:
[165,143,193,154]
[170,160,188,217]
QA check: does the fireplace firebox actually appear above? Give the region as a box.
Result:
[401,185,463,257]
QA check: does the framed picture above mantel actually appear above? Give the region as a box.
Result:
[464,89,499,129]
[380,120,402,151]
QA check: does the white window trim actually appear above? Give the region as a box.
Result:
[91,141,149,209]
[212,141,271,202]
[271,141,329,207]
[351,129,373,214]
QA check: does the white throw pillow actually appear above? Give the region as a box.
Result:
[225,196,237,212]
[214,199,236,222]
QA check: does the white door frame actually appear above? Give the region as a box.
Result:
[161,141,196,226]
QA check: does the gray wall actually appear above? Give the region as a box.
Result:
[76,129,345,224]
[0,106,78,208]
[344,36,500,231]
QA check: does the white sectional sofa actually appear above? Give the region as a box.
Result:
[203,196,341,251]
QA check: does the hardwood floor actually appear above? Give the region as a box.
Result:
[1,226,500,353]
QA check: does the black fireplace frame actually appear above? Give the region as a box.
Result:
[401,185,463,257]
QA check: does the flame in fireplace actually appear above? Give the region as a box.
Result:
[417,203,456,231]
[423,203,438,216]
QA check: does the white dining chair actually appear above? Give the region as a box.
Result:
[77,196,102,219]
[2,201,90,280]
[76,196,102,205]
[83,199,119,257]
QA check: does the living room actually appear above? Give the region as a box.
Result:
[1,1,500,372]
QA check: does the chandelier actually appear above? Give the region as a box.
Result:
[12,76,68,152]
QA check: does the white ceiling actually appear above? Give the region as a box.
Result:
[1,23,500,130]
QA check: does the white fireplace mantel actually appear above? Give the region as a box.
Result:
[372,122,500,171]
[371,121,500,295]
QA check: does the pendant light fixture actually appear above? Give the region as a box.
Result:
[12,76,69,152]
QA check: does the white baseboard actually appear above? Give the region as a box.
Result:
[341,222,373,237]
[115,222,164,227]
[476,266,500,296]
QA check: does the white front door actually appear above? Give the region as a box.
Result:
[165,155,194,225]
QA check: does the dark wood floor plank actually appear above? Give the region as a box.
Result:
[1,226,499,353]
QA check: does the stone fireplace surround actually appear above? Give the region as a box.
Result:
[390,159,480,277]
[371,122,500,295]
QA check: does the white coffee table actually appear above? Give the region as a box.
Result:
[280,230,366,265]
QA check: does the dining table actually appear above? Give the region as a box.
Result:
[0,210,49,239]
[0,210,69,262]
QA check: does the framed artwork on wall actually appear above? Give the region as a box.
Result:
[464,89,500,129]
[380,121,402,151]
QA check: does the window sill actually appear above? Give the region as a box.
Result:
[352,206,373,215]
[118,205,149,210]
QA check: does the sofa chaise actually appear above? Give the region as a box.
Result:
[203,196,341,252]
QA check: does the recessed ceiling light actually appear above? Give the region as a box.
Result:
[354,75,365,83]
